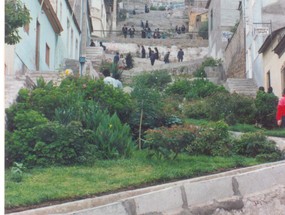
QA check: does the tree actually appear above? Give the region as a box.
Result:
[5,0,32,45]
[198,21,208,40]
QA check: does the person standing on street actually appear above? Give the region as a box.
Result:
[276,88,285,127]
[177,48,184,62]
[122,24,128,38]
[164,51,170,64]
[113,52,120,64]
[148,47,152,58]
[129,25,135,38]
[154,47,159,60]
[141,46,146,58]
[150,50,156,66]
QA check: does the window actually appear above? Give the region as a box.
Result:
[266,71,271,89]
[71,29,74,58]
[45,43,50,67]
[75,39,78,59]
[23,6,29,34]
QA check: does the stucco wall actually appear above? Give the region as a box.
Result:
[207,0,240,60]
[262,37,285,98]
[224,17,245,78]
[14,0,58,72]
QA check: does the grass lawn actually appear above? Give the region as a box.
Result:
[186,119,285,137]
[5,151,260,210]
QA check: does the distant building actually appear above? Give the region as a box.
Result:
[258,27,285,98]
[206,0,240,60]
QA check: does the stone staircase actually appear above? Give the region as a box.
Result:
[85,47,105,71]
[5,72,61,109]
[224,78,258,97]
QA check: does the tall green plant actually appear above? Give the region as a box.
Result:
[94,113,135,159]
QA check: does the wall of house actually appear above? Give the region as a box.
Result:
[224,16,245,78]
[53,0,81,66]
[207,0,240,60]
[262,37,285,98]
[245,0,285,89]
[14,0,58,73]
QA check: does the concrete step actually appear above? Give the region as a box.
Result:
[225,78,258,97]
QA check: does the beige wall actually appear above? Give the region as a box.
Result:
[5,45,15,76]
[263,39,285,98]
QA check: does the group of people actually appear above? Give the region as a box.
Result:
[139,45,184,66]
[175,24,186,34]
[122,20,167,39]
[89,39,106,51]
[122,24,136,38]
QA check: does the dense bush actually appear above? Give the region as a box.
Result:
[206,92,256,125]
[165,78,226,100]
[255,91,279,128]
[132,70,172,91]
[5,121,95,167]
[232,132,284,161]
[183,100,208,119]
[145,125,197,159]
[187,121,232,156]
[5,76,136,168]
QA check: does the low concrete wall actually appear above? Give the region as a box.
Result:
[66,161,285,215]
[9,161,285,215]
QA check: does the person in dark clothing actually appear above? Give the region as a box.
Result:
[145,20,149,29]
[164,51,170,64]
[150,51,156,66]
[145,4,149,13]
[113,52,120,64]
[125,53,133,69]
[148,47,152,58]
[129,25,135,38]
[181,24,186,33]
[141,20,144,28]
[141,29,146,38]
[141,46,146,58]
[154,47,159,60]
[122,24,128,38]
[177,48,184,62]
[90,39,95,47]
[100,42,106,51]
[267,86,274,94]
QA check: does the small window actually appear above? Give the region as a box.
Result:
[45,43,50,66]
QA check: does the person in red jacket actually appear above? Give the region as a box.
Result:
[276,88,285,127]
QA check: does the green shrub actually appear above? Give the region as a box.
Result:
[5,121,96,167]
[232,132,283,160]
[10,162,25,183]
[166,78,226,100]
[255,91,279,128]
[94,113,135,159]
[187,121,232,156]
[193,57,222,78]
[132,70,172,91]
[185,79,226,100]
[183,100,208,119]
[130,85,166,138]
[145,125,197,159]
[165,79,191,97]
[30,87,66,120]
[158,6,166,10]
[13,110,48,130]
[206,92,256,125]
